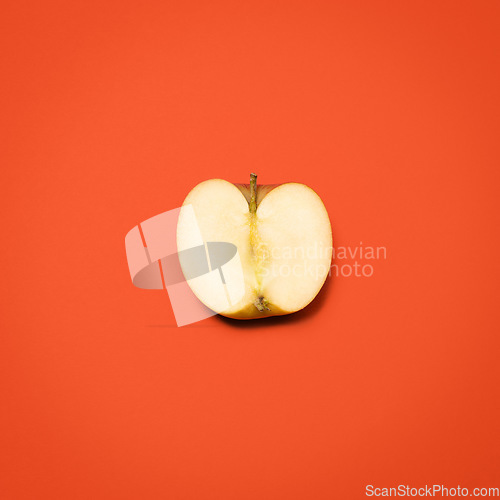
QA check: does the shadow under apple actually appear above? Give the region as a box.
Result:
[216,274,334,329]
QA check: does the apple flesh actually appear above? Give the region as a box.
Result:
[177,174,332,319]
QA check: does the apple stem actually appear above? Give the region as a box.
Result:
[254,296,270,312]
[249,173,257,214]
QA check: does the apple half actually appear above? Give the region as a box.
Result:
[176,174,332,319]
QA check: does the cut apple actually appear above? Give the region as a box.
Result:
[176,174,332,319]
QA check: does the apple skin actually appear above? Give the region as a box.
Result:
[177,175,333,320]
[235,183,279,207]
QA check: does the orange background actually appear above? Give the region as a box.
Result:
[1,1,499,498]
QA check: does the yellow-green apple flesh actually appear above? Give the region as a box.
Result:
[177,174,332,319]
